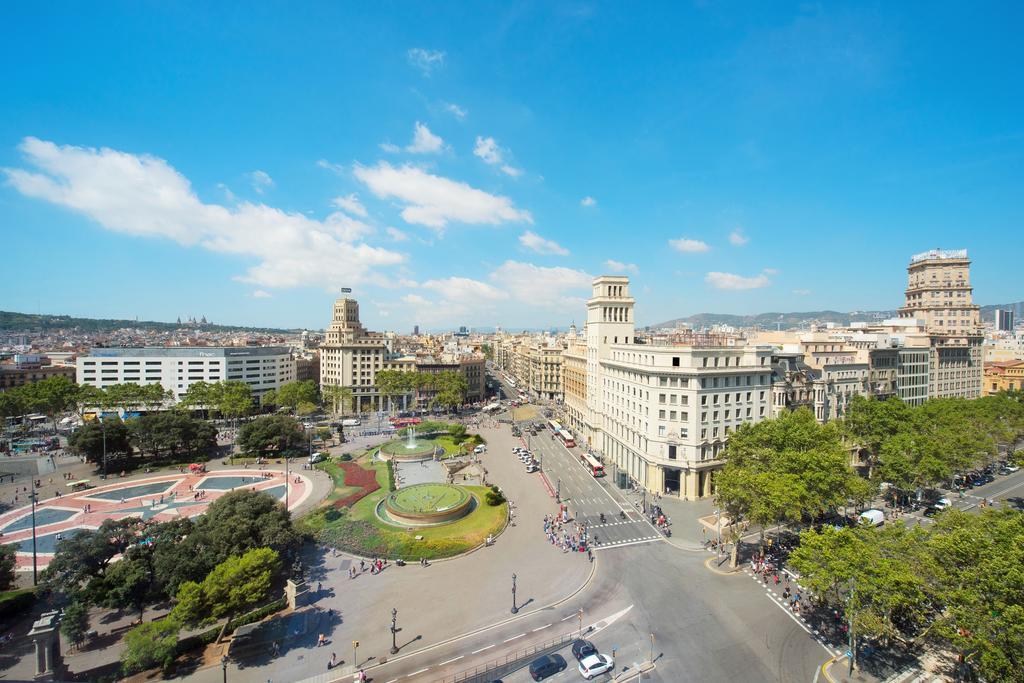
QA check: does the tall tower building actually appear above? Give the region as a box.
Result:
[585,276,635,448]
[995,309,1015,332]
[319,295,389,412]
[897,249,983,399]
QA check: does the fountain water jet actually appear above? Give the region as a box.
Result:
[405,426,417,449]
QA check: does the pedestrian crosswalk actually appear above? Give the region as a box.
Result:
[593,535,663,549]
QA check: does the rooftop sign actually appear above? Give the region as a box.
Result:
[911,248,968,263]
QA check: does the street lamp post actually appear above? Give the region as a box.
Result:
[390,608,399,654]
[847,580,856,675]
[221,654,228,683]
[577,608,583,638]
[556,478,561,503]
[511,573,518,614]
[100,415,107,479]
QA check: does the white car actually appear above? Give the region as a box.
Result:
[474,445,487,454]
[932,497,953,510]
[578,653,614,679]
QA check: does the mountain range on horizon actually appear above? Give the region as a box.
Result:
[2,301,1021,338]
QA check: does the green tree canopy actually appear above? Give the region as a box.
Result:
[236,414,305,457]
[171,547,280,627]
[0,543,17,591]
[67,417,132,464]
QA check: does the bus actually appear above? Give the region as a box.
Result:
[557,429,576,448]
[548,419,564,433]
[581,453,604,477]
[390,417,422,428]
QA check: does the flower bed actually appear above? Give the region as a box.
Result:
[332,461,380,509]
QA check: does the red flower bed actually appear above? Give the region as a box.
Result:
[333,461,381,509]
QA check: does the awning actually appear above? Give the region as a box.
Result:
[67,480,91,487]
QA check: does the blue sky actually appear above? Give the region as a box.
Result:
[1,2,1022,332]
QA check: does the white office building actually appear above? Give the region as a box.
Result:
[76,347,296,401]
[580,276,774,500]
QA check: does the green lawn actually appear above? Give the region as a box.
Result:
[314,458,363,504]
[299,452,507,559]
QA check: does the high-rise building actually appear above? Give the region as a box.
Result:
[897,249,983,399]
[319,296,390,412]
[995,309,1015,332]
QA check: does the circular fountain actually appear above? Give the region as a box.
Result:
[379,426,438,460]
[378,482,475,526]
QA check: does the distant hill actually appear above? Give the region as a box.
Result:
[0,311,295,334]
[648,301,1023,330]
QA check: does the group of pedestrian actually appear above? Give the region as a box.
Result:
[348,557,387,578]
[542,513,590,554]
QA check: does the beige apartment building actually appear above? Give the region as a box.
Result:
[897,249,983,399]
[319,296,391,412]
[561,340,590,443]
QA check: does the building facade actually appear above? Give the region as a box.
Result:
[0,357,77,391]
[76,347,295,401]
[897,249,983,399]
[561,340,590,443]
[984,360,1024,395]
[995,309,1015,332]
[319,296,390,412]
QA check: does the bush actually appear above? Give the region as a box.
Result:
[484,485,506,506]
[226,597,286,631]
[387,460,396,492]
[121,618,181,675]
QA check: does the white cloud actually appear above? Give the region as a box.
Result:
[332,193,367,217]
[705,271,771,290]
[423,276,508,302]
[316,159,345,174]
[3,137,403,290]
[792,288,812,296]
[386,227,409,242]
[379,142,401,153]
[216,183,236,202]
[500,165,523,177]
[407,48,446,75]
[248,170,273,194]
[490,261,592,309]
[442,102,466,120]
[353,161,532,229]
[519,230,569,256]
[580,196,596,207]
[251,290,272,299]
[474,136,502,165]
[762,267,779,275]
[729,229,749,246]
[406,122,444,154]
[669,238,710,253]
[401,293,430,306]
[604,259,638,274]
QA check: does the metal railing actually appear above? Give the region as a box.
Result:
[433,627,587,683]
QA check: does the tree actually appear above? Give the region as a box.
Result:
[432,371,468,412]
[41,518,142,603]
[99,552,156,622]
[120,618,180,675]
[0,543,16,591]
[236,415,305,457]
[68,417,132,465]
[21,375,79,433]
[60,600,90,650]
[170,547,280,628]
[187,489,301,567]
[321,384,353,417]
[715,409,871,566]
[103,383,170,412]
[273,380,319,414]
[0,390,27,420]
[129,412,217,459]
[375,370,412,414]
[178,381,252,422]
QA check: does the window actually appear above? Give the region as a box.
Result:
[659,393,666,404]
[658,425,666,437]
[672,357,680,367]
[659,409,666,419]
[668,445,677,459]
[701,412,707,423]
[659,377,667,387]
[670,411,677,420]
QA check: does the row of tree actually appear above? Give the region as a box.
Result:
[375,369,469,413]
[844,393,1024,491]
[789,508,1023,681]
[67,412,219,464]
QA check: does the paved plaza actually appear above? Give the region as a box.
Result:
[0,468,313,571]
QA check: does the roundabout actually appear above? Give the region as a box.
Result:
[377,482,475,526]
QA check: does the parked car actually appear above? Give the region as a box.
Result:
[474,445,487,454]
[571,639,597,661]
[529,654,567,681]
[526,463,539,473]
[308,452,325,464]
[578,653,614,679]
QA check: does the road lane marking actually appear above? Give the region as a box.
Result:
[504,633,526,643]
[438,656,463,665]
[406,668,429,677]
[533,623,551,631]
[471,644,495,654]
[561,613,577,621]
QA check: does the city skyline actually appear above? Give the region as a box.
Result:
[2,3,1023,331]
